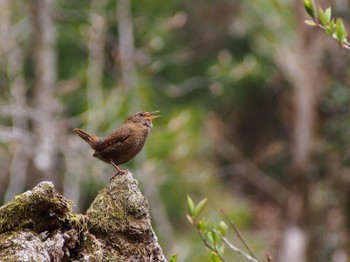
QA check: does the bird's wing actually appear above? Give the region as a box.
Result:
[96,125,132,151]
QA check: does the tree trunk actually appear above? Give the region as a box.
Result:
[86,0,107,131]
[31,0,62,189]
[276,1,324,261]
[0,0,30,202]
[117,0,137,92]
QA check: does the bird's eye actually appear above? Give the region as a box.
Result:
[139,112,144,117]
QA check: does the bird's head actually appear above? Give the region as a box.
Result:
[126,111,160,129]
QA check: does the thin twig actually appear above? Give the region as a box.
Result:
[266,253,273,262]
[221,210,258,260]
[310,21,350,50]
[316,24,350,49]
[195,224,227,262]
[222,237,259,262]
[211,134,289,205]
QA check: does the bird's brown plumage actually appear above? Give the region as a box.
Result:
[73,111,159,175]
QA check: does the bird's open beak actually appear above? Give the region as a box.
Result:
[145,111,161,120]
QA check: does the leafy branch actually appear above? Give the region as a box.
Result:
[304,0,350,50]
[186,195,262,262]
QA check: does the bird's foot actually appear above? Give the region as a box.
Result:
[109,169,129,182]
[109,161,129,182]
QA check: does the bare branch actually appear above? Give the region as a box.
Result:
[221,210,258,260]
[267,253,273,262]
[0,127,33,144]
[214,137,289,205]
[222,237,259,262]
[205,115,289,205]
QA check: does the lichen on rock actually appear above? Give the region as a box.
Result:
[0,174,166,262]
[86,172,166,261]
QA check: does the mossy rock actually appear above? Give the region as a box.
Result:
[0,174,166,262]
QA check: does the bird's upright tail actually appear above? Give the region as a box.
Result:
[73,128,101,149]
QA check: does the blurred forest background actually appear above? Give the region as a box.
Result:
[1,0,350,261]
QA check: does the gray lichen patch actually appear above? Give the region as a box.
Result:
[0,173,166,261]
[86,172,166,261]
[0,230,50,262]
[86,172,150,235]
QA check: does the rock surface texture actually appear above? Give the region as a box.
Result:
[0,172,166,262]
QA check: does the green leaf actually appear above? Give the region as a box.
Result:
[198,220,207,233]
[212,230,220,245]
[210,251,222,262]
[193,198,208,219]
[325,7,331,23]
[336,18,347,43]
[318,7,327,26]
[326,20,335,35]
[305,20,316,26]
[218,221,228,236]
[303,0,315,19]
[318,7,332,26]
[218,244,225,254]
[207,231,214,243]
[187,195,195,216]
[169,253,179,262]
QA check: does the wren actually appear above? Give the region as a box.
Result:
[73,111,160,177]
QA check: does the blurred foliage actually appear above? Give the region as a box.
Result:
[186,195,259,262]
[1,0,350,261]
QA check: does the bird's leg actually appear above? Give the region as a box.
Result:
[110,161,129,181]
[110,161,128,173]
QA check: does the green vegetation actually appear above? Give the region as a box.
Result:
[1,0,350,260]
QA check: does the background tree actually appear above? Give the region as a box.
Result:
[1,0,350,261]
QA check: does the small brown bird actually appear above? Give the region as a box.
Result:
[73,111,160,176]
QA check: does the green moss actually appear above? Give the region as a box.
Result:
[0,181,74,234]
[0,176,165,261]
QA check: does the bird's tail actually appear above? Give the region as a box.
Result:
[73,128,101,149]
